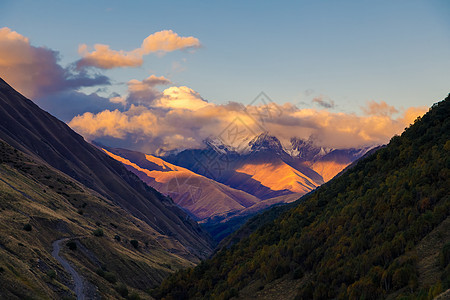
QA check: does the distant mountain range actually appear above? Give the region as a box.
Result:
[99,132,374,240]
[165,132,374,195]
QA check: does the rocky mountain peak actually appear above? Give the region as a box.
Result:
[288,137,332,160]
[248,132,284,153]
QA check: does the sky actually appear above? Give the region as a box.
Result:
[1,0,449,154]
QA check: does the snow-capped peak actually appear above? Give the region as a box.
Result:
[248,132,284,153]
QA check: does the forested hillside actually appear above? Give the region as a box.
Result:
[152,95,450,299]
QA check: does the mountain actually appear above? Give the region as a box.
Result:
[152,95,450,299]
[286,137,330,160]
[164,133,371,200]
[0,78,213,298]
[98,146,303,242]
[99,146,260,221]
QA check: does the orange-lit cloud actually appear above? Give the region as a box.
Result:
[140,30,201,53]
[156,86,210,110]
[69,84,428,154]
[362,100,399,116]
[0,27,109,99]
[77,44,143,69]
[77,30,201,69]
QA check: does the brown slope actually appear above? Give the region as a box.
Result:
[0,77,213,258]
[0,139,197,299]
[100,147,260,221]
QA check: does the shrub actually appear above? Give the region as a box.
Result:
[47,270,56,280]
[97,268,117,284]
[93,228,104,237]
[293,267,304,279]
[96,268,105,277]
[128,292,141,300]
[66,241,77,251]
[130,240,139,249]
[440,242,450,268]
[23,223,32,231]
[104,271,117,284]
[115,283,129,297]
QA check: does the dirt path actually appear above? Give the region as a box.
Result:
[51,238,85,300]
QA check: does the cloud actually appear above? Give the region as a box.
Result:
[312,96,335,109]
[362,100,399,116]
[139,74,172,86]
[77,30,201,69]
[109,95,127,105]
[140,30,201,53]
[0,27,109,99]
[119,75,172,107]
[156,86,210,110]
[77,44,143,69]
[68,85,428,154]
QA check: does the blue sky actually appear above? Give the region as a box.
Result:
[1,0,449,111]
[0,1,449,153]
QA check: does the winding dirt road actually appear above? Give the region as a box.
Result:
[51,238,85,300]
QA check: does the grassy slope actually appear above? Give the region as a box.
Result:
[0,139,196,299]
[151,96,450,300]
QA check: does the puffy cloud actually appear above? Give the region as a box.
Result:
[139,74,172,86]
[362,100,399,116]
[120,75,172,106]
[140,30,201,53]
[106,75,208,111]
[68,85,428,154]
[77,30,201,69]
[155,86,210,110]
[109,95,127,105]
[69,106,158,139]
[0,27,109,99]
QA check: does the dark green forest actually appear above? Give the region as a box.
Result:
[151,96,450,300]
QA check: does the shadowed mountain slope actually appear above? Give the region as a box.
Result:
[0,78,213,258]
